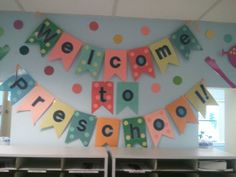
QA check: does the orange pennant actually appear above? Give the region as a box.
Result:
[16,84,54,124]
[95,117,120,147]
[165,96,197,134]
[103,49,127,81]
[48,32,82,70]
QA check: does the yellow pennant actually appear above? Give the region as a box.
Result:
[40,99,75,137]
[149,38,179,73]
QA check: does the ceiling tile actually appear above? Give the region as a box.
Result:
[0,0,21,11]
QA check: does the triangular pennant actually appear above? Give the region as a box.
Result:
[25,19,63,56]
[185,80,217,117]
[103,49,127,81]
[40,99,75,137]
[144,109,174,146]
[149,37,179,73]
[122,117,147,147]
[16,84,55,124]
[65,111,96,146]
[95,117,120,147]
[165,96,197,134]
[0,45,10,60]
[48,32,82,71]
[170,25,202,59]
[128,46,155,80]
[116,82,139,114]
[0,70,36,104]
[76,44,104,78]
[92,81,114,114]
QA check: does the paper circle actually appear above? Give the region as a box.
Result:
[89,21,99,31]
[140,26,150,36]
[224,34,233,43]
[113,34,123,44]
[151,83,160,93]
[0,27,4,37]
[205,30,215,39]
[44,66,54,75]
[14,20,24,29]
[19,45,29,55]
[173,76,183,85]
[72,84,82,94]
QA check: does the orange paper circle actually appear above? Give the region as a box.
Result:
[113,34,123,44]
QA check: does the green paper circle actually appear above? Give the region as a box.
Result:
[224,34,232,43]
[173,76,183,85]
[0,27,4,37]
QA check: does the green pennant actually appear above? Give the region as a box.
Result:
[76,44,104,78]
[116,82,139,114]
[122,117,147,148]
[25,19,63,56]
[0,45,10,60]
[170,25,202,59]
[65,111,96,146]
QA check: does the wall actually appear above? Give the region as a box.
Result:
[0,11,235,148]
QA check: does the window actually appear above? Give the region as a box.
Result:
[198,88,225,147]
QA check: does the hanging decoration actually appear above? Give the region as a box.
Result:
[0,44,10,60]
[221,45,236,68]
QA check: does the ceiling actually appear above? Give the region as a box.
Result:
[0,0,236,23]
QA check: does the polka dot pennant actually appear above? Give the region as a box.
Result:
[13,19,24,30]
[173,75,183,85]
[65,111,96,146]
[113,34,123,44]
[122,117,147,148]
[0,27,4,37]
[19,45,29,55]
[151,83,160,93]
[140,26,151,36]
[205,30,215,39]
[89,21,99,31]
[224,34,233,43]
[72,83,82,94]
[44,65,54,76]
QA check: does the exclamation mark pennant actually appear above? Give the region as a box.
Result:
[194,84,208,104]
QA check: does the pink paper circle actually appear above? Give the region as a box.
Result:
[151,83,160,93]
[44,66,54,75]
[89,21,99,31]
[72,84,82,94]
[140,26,151,36]
[14,20,24,30]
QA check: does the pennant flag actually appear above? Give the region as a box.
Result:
[16,84,54,124]
[128,47,155,80]
[170,25,202,59]
[40,99,75,137]
[95,117,120,147]
[25,19,63,56]
[122,117,147,147]
[221,44,236,68]
[103,49,127,81]
[48,32,82,71]
[185,80,217,117]
[76,44,104,78]
[165,96,197,134]
[0,73,36,104]
[149,37,179,73]
[144,109,174,146]
[65,111,96,146]
[0,45,10,60]
[116,82,139,114]
[92,81,114,114]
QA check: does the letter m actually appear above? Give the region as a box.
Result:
[155,45,171,60]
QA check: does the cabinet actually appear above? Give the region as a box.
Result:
[0,146,108,177]
[109,148,236,177]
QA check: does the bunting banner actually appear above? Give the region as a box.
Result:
[76,44,104,78]
[116,82,139,114]
[170,25,202,60]
[48,32,82,71]
[103,49,127,81]
[65,111,96,146]
[149,38,179,73]
[16,84,55,124]
[144,109,174,146]
[25,19,63,56]
[127,46,155,80]
[123,117,147,148]
[92,81,114,114]
[0,44,10,60]
[185,80,217,117]
[165,96,197,134]
[40,99,75,137]
[0,72,36,104]
[95,117,120,147]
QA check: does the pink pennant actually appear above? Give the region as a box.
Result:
[103,49,127,81]
[16,84,54,124]
[128,47,155,81]
[92,81,114,114]
[48,32,82,71]
[221,45,236,68]
[144,109,173,146]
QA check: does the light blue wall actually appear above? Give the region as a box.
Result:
[0,11,235,148]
